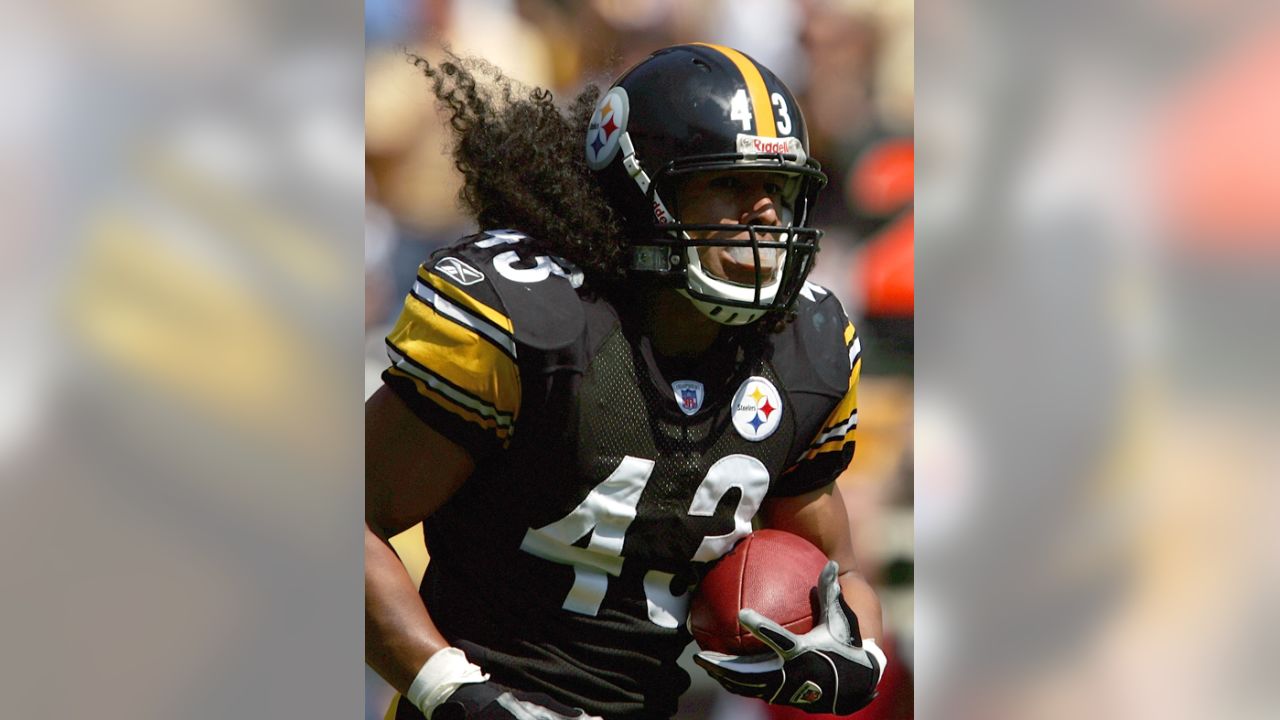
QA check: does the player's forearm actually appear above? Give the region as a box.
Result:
[365,523,451,694]
[838,569,883,642]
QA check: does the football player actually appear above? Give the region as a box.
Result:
[366,45,887,719]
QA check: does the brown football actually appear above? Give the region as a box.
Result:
[689,529,828,655]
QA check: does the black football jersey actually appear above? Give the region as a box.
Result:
[381,231,861,720]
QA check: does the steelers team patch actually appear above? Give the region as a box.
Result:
[585,87,629,171]
[731,376,783,442]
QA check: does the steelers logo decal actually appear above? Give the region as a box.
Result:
[731,376,783,442]
[585,87,629,171]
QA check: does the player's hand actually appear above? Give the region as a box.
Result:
[693,561,885,716]
[433,680,602,720]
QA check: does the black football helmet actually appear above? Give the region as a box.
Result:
[587,43,827,325]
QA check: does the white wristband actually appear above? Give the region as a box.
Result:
[862,638,888,685]
[406,647,489,719]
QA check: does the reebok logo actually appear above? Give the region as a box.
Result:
[436,257,485,286]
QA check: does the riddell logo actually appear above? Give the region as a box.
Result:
[752,138,793,154]
[652,201,672,224]
[736,134,805,161]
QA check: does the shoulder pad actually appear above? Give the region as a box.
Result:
[432,230,586,351]
[781,282,856,396]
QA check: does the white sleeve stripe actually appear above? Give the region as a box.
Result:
[387,345,515,428]
[412,280,518,358]
[812,411,858,446]
[848,336,862,367]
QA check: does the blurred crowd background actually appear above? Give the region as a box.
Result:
[363,1,915,718]
[0,0,1278,719]
[916,0,1280,717]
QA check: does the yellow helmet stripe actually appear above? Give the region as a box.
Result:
[693,43,777,137]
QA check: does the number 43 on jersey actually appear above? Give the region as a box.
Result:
[519,454,771,628]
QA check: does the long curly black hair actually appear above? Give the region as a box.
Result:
[408,50,798,334]
[409,51,627,289]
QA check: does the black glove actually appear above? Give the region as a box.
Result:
[433,680,602,720]
[694,561,884,716]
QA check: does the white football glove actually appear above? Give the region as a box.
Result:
[694,561,886,716]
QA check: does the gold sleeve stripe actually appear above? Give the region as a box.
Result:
[804,427,856,457]
[408,279,516,359]
[783,326,862,472]
[799,410,857,459]
[809,410,859,448]
[386,345,515,438]
[384,367,512,442]
[692,43,777,138]
[798,355,861,462]
[385,295,520,427]
[800,433,853,460]
[384,323,517,423]
[420,270,513,335]
[386,342,515,425]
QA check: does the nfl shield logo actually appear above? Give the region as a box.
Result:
[680,388,697,410]
[671,380,705,416]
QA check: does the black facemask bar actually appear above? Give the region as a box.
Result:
[628,152,828,315]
